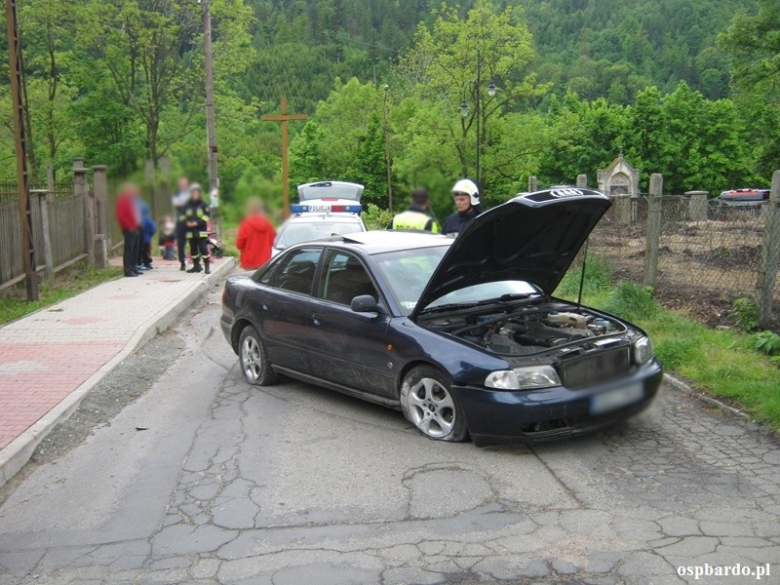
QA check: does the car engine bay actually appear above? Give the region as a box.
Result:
[422,301,628,357]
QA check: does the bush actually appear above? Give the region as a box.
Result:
[732,296,759,332]
[754,330,780,357]
[601,282,659,322]
[363,204,393,230]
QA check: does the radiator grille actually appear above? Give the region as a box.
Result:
[559,347,631,389]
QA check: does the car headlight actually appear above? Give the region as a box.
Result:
[485,365,561,390]
[633,336,654,364]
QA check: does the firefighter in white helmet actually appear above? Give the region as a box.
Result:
[443,178,482,236]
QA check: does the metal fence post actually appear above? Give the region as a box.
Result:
[686,190,709,222]
[528,176,537,192]
[73,159,94,265]
[576,174,587,188]
[644,173,663,288]
[756,170,780,327]
[92,165,109,268]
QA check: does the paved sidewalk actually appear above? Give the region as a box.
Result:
[0,255,236,487]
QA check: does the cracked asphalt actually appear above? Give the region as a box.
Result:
[0,285,778,585]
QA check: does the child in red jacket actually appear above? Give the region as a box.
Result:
[236,198,276,269]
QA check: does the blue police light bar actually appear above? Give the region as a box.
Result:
[290,203,363,214]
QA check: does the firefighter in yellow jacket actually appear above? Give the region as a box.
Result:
[387,188,440,233]
[181,183,211,274]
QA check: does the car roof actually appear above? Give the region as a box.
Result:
[319,230,452,255]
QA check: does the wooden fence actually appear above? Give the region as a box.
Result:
[1,159,175,293]
[0,180,82,291]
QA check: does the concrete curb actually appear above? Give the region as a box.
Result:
[664,371,750,420]
[0,258,236,489]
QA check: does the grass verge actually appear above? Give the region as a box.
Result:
[556,256,780,432]
[0,263,123,326]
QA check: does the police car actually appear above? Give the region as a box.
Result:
[272,181,367,256]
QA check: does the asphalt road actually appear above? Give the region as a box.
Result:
[0,284,778,585]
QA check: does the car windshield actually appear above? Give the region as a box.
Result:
[373,246,541,316]
[275,220,362,250]
[298,182,362,201]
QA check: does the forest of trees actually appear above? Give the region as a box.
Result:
[1,0,777,219]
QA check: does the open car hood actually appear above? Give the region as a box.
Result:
[411,188,611,318]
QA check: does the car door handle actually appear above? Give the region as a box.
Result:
[311,314,321,326]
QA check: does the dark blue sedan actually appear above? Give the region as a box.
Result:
[221,188,662,446]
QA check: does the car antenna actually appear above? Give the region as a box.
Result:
[577,238,589,309]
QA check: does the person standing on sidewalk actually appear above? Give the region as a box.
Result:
[172,176,190,271]
[182,183,211,274]
[137,203,157,270]
[116,183,143,278]
[235,197,276,269]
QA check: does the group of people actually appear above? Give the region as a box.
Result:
[116,184,157,278]
[387,178,482,236]
[116,178,214,278]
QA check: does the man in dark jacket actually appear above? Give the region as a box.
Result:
[443,179,483,236]
[181,183,211,274]
[116,183,143,277]
[387,188,440,233]
[172,176,190,271]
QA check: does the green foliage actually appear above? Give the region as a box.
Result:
[753,331,780,357]
[1,0,772,204]
[720,0,780,175]
[732,296,759,332]
[555,255,612,300]
[601,282,660,322]
[362,204,393,231]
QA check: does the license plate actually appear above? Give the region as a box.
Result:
[590,382,644,415]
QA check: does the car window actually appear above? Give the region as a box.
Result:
[272,248,322,295]
[321,251,380,306]
[373,246,449,315]
[298,182,362,201]
[275,220,364,250]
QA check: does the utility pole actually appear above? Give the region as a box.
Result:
[203,0,220,236]
[261,95,307,219]
[382,85,393,212]
[6,0,38,300]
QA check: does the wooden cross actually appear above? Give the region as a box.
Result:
[261,95,307,218]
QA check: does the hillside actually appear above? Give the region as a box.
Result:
[242,0,756,110]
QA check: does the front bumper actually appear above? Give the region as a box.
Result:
[452,359,663,446]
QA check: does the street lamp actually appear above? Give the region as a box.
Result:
[459,51,498,189]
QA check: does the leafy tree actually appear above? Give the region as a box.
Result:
[396,0,547,196]
[720,0,780,175]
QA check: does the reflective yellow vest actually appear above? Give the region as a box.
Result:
[390,210,440,234]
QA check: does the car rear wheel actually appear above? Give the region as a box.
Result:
[400,366,468,442]
[238,326,278,386]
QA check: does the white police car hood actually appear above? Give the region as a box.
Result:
[412,188,611,318]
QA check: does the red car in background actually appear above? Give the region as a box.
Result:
[715,188,770,207]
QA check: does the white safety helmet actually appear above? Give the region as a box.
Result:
[189,183,203,197]
[452,178,480,206]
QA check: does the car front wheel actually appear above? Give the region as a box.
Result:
[238,326,278,386]
[400,366,468,442]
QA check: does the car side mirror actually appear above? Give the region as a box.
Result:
[351,294,379,314]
